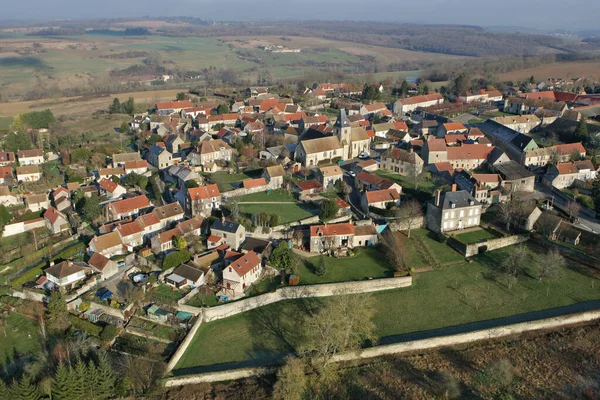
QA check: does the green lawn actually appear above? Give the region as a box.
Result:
[299,248,393,285]
[207,172,251,192]
[235,189,296,203]
[408,229,465,267]
[374,170,437,202]
[148,283,185,303]
[453,228,498,244]
[186,291,220,308]
[468,118,484,124]
[0,312,42,360]
[239,203,317,225]
[0,116,13,132]
[174,243,600,374]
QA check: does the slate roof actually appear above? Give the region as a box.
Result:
[495,160,535,180]
[212,219,242,234]
[438,190,479,209]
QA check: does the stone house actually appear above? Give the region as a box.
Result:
[166,263,207,289]
[88,231,125,258]
[112,152,142,168]
[0,167,14,185]
[426,188,482,233]
[17,149,44,165]
[317,165,343,189]
[87,252,118,280]
[543,160,597,189]
[222,251,262,296]
[380,147,423,176]
[187,139,233,167]
[44,261,92,289]
[262,165,285,189]
[147,144,173,169]
[493,160,536,193]
[25,193,49,212]
[0,152,15,167]
[104,194,151,222]
[184,184,221,217]
[361,189,401,211]
[98,178,127,199]
[393,93,444,114]
[210,219,246,251]
[116,221,145,248]
[43,206,70,234]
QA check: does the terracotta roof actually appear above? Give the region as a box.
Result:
[98,167,124,177]
[157,227,182,244]
[335,197,350,208]
[91,231,122,252]
[472,173,501,184]
[365,189,400,204]
[433,162,454,173]
[177,216,204,234]
[310,222,355,237]
[445,134,468,144]
[393,121,409,131]
[25,193,47,204]
[154,202,184,220]
[116,221,144,238]
[557,162,578,174]
[156,100,193,110]
[207,234,222,243]
[384,148,421,164]
[188,184,220,201]
[296,179,322,191]
[208,113,239,123]
[17,149,43,159]
[426,138,447,152]
[467,128,485,137]
[443,122,467,131]
[107,195,151,215]
[229,250,261,277]
[52,187,69,198]
[98,178,119,193]
[396,93,443,106]
[88,252,110,271]
[0,152,15,163]
[357,159,377,168]
[553,142,586,156]
[0,167,13,179]
[242,178,267,189]
[43,206,66,225]
[45,261,88,280]
[447,144,495,160]
[124,160,148,170]
[356,171,391,188]
[363,103,387,112]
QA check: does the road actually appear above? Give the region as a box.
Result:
[535,183,600,234]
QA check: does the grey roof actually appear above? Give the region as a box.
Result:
[334,108,350,129]
[439,190,479,209]
[212,219,242,234]
[171,263,204,282]
[510,133,537,150]
[495,160,535,180]
[149,145,165,155]
[479,120,537,152]
[240,237,270,254]
[487,147,507,165]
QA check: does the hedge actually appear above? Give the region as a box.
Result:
[68,314,102,337]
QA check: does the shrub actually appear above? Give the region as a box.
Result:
[477,359,514,390]
[162,250,191,270]
[100,324,118,341]
[437,233,448,243]
[314,255,326,276]
[576,194,595,209]
[68,315,102,337]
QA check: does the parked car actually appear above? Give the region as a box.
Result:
[358,152,370,159]
[348,171,356,177]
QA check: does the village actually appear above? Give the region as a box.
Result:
[1,76,600,392]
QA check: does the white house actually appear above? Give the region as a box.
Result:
[222,250,262,296]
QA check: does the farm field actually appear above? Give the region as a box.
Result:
[498,61,600,82]
[173,242,600,374]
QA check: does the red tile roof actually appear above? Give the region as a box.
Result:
[98,178,119,193]
[447,144,495,160]
[396,93,443,106]
[295,179,322,191]
[88,252,110,271]
[124,160,148,170]
[310,222,355,237]
[365,189,400,204]
[137,212,161,227]
[208,234,222,243]
[242,178,267,189]
[443,122,467,131]
[433,162,454,173]
[557,162,578,174]
[393,121,409,131]
[116,221,144,238]
[427,138,447,152]
[188,184,220,200]
[156,100,193,110]
[108,195,150,215]
[229,251,261,277]
[335,197,350,208]
[44,206,66,225]
[0,152,15,163]
[553,142,586,156]
[0,167,13,179]
[472,173,501,183]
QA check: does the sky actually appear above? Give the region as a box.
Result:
[3,0,599,31]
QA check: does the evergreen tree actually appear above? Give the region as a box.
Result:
[0,379,8,399]
[95,353,116,399]
[52,363,75,400]
[575,116,589,142]
[47,291,69,332]
[10,375,41,400]
[109,98,122,114]
[82,194,101,221]
[72,359,88,400]
[400,80,408,96]
[87,359,100,399]
[123,97,135,115]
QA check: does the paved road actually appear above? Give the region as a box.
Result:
[535,183,600,234]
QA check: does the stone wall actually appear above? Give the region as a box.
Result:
[166,276,413,372]
[388,216,425,232]
[222,185,271,199]
[448,234,530,257]
[165,309,600,386]
[271,215,321,231]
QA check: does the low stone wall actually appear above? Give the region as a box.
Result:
[222,185,271,199]
[271,215,320,232]
[388,217,425,232]
[12,289,48,303]
[448,234,530,257]
[165,308,600,386]
[165,276,413,371]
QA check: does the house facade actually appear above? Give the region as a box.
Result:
[426,188,482,233]
[184,184,221,217]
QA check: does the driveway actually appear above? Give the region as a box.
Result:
[535,183,600,234]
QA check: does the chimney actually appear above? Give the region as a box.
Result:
[451,183,457,192]
[221,216,225,224]
[435,189,441,207]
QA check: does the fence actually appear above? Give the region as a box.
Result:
[447,234,530,257]
[166,276,412,372]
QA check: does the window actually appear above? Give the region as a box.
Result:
[449,221,454,228]
[443,221,448,229]
[475,208,479,215]
[459,210,464,217]
[444,212,449,220]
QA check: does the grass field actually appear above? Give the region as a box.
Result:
[239,203,317,225]
[409,229,465,267]
[498,61,600,82]
[0,116,13,131]
[235,189,296,203]
[0,312,42,360]
[374,169,437,202]
[454,228,498,244]
[173,242,600,373]
[207,171,251,192]
[299,247,394,285]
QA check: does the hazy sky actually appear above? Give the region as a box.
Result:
[4,0,599,31]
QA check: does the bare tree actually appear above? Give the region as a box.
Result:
[498,193,526,231]
[407,163,427,191]
[395,199,422,238]
[297,293,376,370]
[534,212,559,241]
[273,356,306,400]
[500,245,528,289]
[381,229,406,272]
[565,200,581,220]
[537,248,565,281]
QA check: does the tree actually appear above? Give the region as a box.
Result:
[229,200,239,220]
[535,212,559,241]
[47,291,69,332]
[273,356,306,400]
[109,98,122,114]
[400,80,408,96]
[176,92,186,101]
[0,205,12,227]
[120,121,129,134]
[10,375,41,400]
[100,324,118,341]
[95,353,117,399]
[361,84,380,102]
[173,236,187,250]
[395,199,422,238]
[497,193,526,231]
[298,293,376,370]
[70,147,92,164]
[162,250,191,270]
[500,245,528,289]
[314,255,326,276]
[0,380,7,399]
[537,248,565,281]
[82,194,101,221]
[381,229,406,272]
[216,103,229,115]
[51,363,74,400]
[574,116,588,142]
[184,180,199,188]
[565,200,581,220]
[407,164,428,191]
[4,132,32,152]
[123,97,135,115]
[270,242,299,274]
[319,199,339,221]
[592,175,600,213]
